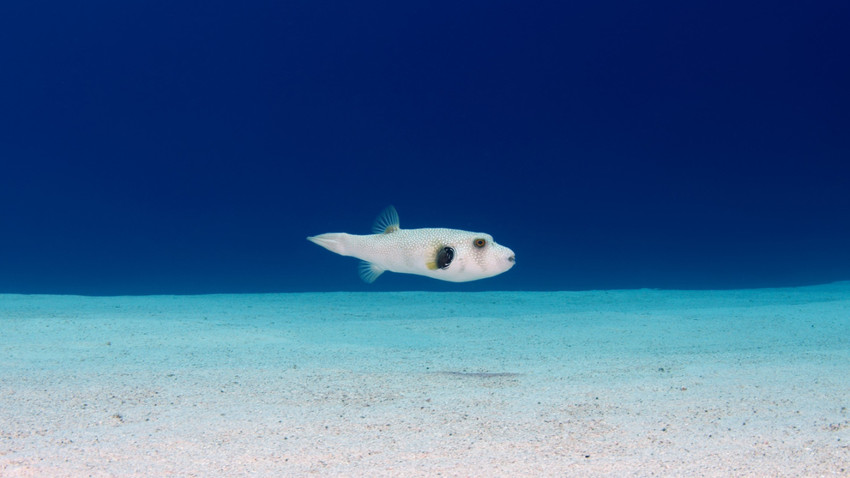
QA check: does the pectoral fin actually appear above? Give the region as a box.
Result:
[426,246,454,270]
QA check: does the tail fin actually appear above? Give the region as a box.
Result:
[307,233,351,256]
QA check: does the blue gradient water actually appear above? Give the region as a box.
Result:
[1,1,848,295]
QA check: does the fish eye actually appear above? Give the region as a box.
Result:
[473,238,486,248]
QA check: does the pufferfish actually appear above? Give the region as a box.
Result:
[307,206,515,283]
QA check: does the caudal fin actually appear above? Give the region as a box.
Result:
[306,233,350,256]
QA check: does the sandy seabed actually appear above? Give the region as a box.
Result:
[1,283,849,477]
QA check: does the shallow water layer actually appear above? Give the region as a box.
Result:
[2,284,849,476]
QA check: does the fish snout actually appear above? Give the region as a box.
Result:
[501,246,516,269]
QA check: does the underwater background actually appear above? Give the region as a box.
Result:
[1,0,848,295]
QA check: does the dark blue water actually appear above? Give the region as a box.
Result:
[1,1,848,295]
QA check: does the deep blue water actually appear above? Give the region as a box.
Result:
[1,1,848,295]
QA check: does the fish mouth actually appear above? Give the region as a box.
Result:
[503,248,516,269]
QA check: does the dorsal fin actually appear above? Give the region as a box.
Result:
[372,205,400,234]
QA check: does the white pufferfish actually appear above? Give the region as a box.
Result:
[307,206,515,283]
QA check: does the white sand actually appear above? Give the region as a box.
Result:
[1,284,849,477]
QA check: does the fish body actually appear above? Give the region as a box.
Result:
[307,206,515,283]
